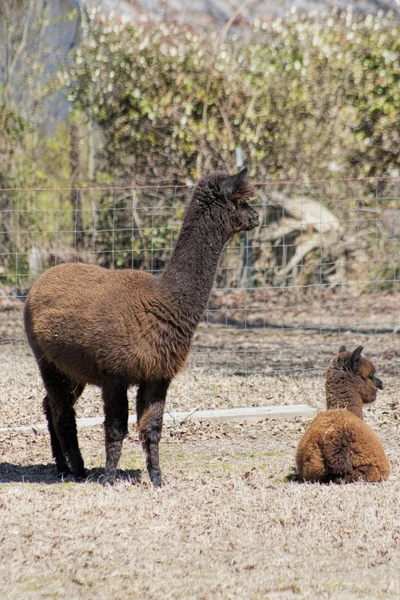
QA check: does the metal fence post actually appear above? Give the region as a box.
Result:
[236,146,253,292]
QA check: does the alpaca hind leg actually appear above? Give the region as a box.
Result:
[137,380,170,487]
[342,464,383,483]
[297,447,328,482]
[48,389,86,479]
[102,379,129,485]
[38,358,86,479]
[43,395,70,476]
[322,433,354,481]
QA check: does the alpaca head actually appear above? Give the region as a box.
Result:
[327,345,383,408]
[191,168,259,237]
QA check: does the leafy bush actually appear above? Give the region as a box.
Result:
[2,9,400,288]
[67,10,400,185]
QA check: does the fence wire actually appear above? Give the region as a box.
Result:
[1,176,400,424]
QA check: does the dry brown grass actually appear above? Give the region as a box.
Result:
[1,298,400,599]
[1,345,400,599]
[1,419,400,600]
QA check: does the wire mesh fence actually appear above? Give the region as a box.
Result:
[1,175,400,424]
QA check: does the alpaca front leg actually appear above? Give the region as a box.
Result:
[137,380,170,487]
[103,380,129,485]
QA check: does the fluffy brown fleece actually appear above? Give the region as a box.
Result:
[296,346,390,483]
[24,168,259,486]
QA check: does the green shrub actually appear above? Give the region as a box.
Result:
[67,10,400,184]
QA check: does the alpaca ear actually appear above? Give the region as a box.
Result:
[350,346,363,371]
[222,167,249,196]
[339,345,347,353]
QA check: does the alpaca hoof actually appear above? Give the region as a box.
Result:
[57,468,71,479]
[149,468,163,487]
[103,471,116,486]
[103,478,115,487]
[57,470,75,482]
[72,467,87,482]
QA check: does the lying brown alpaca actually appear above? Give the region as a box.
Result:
[296,346,390,483]
[24,169,259,486]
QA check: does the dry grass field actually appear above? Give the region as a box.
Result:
[1,295,400,599]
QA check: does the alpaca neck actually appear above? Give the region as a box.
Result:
[330,395,364,420]
[326,372,364,420]
[161,215,226,327]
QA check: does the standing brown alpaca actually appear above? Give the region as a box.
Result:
[295,346,390,483]
[24,169,259,486]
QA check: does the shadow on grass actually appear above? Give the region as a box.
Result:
[285,468,303,483]
[284,469,352,485]
[0,463,142,485]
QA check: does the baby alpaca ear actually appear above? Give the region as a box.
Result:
[222,167,249,196]
[350,346,363,372]
[339,345,347,353]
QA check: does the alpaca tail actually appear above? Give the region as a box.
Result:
[321,429,354,478]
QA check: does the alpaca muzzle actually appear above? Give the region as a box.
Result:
[372,376,383,390]
[247,209,260,229]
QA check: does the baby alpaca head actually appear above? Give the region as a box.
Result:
[192,168,259,236]
[327,345,383,411]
